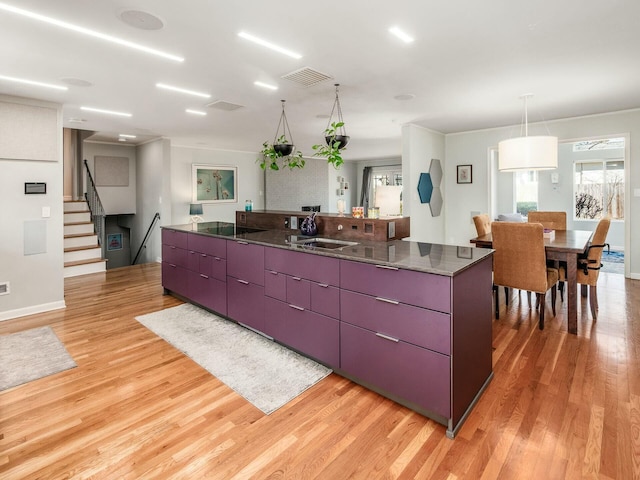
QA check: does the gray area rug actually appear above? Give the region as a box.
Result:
[136,304,332,414]
[0,326,77,391]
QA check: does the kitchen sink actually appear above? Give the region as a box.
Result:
[289,237,359,250]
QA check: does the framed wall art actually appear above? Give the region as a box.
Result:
[192,165,237,203]
[457,164,472,184]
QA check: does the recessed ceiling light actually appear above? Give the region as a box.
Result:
[81,106,132,117]
[394,93,415,101]
[118,138,127,142]
[0,2,183,62]
[238,31,302,59]
[118,10,164,31]
[0,74,67,91]
[119,134,137,138]
[389,26,415,44]
[156,83,211,98]
[254,81,278,91]
[186,109,207,116]
[68,117,87,123]
[60,77,93,87]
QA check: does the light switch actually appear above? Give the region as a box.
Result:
[634,188,640,197]
[42,206,51,218]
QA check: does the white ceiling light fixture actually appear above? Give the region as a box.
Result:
[0,2,183,62]
[498,94,558,172]
[254,81,278,91]
[81,106,132,117]
[238,31,302,59]
[0,74,67,91]
[186,109,207,116]
[389,26,415,44]
[156,83,211,98]
[119,134,137,138]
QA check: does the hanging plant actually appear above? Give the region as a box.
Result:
[258,100,305,171]
[312,84,350,169]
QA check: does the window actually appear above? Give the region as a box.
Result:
[371,167,402,203]
[514,171,538,216]
[574,160,624,220]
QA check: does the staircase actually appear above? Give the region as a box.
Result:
[64,200,107,277]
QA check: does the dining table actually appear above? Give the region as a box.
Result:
[471,229,593,335]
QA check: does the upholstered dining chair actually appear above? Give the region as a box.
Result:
[527,211,567,230]
[559,216,611,319]
[491,222,559,329]
[473,213,492,237]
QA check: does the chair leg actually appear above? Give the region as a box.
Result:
[494,285,500,319]
[504,287,509,306]
[581,284,588,297]
[527,291,532,308]
[559,281,564,302]
[551,285,557,317]
[589,285,598,320]
[538,293,545,330]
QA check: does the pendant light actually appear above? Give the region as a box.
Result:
[324,83,349,148]
[498,94,558,171]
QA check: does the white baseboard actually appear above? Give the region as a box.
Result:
[0,300,66,322]
[629,273,640,280]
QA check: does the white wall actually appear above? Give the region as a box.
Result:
[0,96,65,320]
[444,109,640,278]
[83,142,137,214]
[402,124,446,243]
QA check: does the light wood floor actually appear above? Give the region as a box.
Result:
[1,263,638,479]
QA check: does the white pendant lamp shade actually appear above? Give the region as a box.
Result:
[498,135,558,171]
[498,94,558,172]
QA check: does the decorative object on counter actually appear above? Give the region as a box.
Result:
[300,211,318,236]
[337,198,346,215]
[498,94,558,172]
[312,84,349,169]
[190,203,204,223]
[259,100,305,171]
[367,207,380,219]
[244,199,253,212]
[351,206,364,218]
[457,164,472,184]
[192,164,237,203]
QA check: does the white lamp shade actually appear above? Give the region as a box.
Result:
[498,135,558,171]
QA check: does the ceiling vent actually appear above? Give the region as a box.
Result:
[282,67,333,87]
[206,100,245,111]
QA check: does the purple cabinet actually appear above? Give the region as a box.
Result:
[265,247,339,285]
[265,270,286,301]
[227,241,264,286]
[162,262,188,297]
[188,233,226,258]
[162,244,188,267]
[227,277,264,332]
[311,283,340,320]
[264,297,339,367]
[341,322,450,418]
[188,271,227,315]
[162,228,188,249]
[286,276,311,309]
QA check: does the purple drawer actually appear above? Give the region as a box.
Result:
[210,256,226,282]
[227,241,264,286]
[340,260,451,313]
[188,271,227,315]
[265,247,340,286]
[341,290,450,355]
[311,283,340,319]
[227,277,264,332]
[265,270,286,301]
[162,244,188,268]
[188,233,226,258]
[162,228,188,249]
[286,276,311,309]
[341,322,450,418]
[162,262,188,297]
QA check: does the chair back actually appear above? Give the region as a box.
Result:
[527,211,567,230]
[473,214,492,236]
[491,222,549,294]
[579,216,611,285]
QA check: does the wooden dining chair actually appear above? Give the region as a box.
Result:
[527,211,567,230]
[492,222,559,329]
[559,216,611,319]
[473,214,492,237]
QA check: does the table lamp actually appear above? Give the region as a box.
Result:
[190,203,203,223]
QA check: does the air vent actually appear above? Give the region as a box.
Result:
[282,67,333,87]
[0,282,9,295]
[206,100,245,111]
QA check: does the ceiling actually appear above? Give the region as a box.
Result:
[2,0,639,160]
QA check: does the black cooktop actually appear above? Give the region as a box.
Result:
[195,221,266,237]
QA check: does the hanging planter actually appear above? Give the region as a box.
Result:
[312,84,350,169]
[259,100,305,171]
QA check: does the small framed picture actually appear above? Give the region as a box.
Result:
[457,164,472,184]
[457,246,472,259]
[107,233,123,251]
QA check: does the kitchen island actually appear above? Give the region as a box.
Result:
[161,220,493,438]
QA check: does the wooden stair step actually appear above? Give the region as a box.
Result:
[64,245,100,253]
[64,233,97,239]
[64,221,93,226]
[64,258,107,268]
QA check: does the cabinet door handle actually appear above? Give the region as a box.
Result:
[169,263,177,268]
[237,241,249,245]
[214,257,222,261]
[317,283,329,288]
[200,274,209,279]
[292,276,302,281]
[375,297,399,305]
[268,270,278,275]
[236,279,249,285]
[376,332,400,343]
[375,264,398,271]
[170,246,176,249]
[201,253,207,257]
[288,304,305,311]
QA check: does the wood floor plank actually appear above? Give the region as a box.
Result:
[0,264,638,479]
